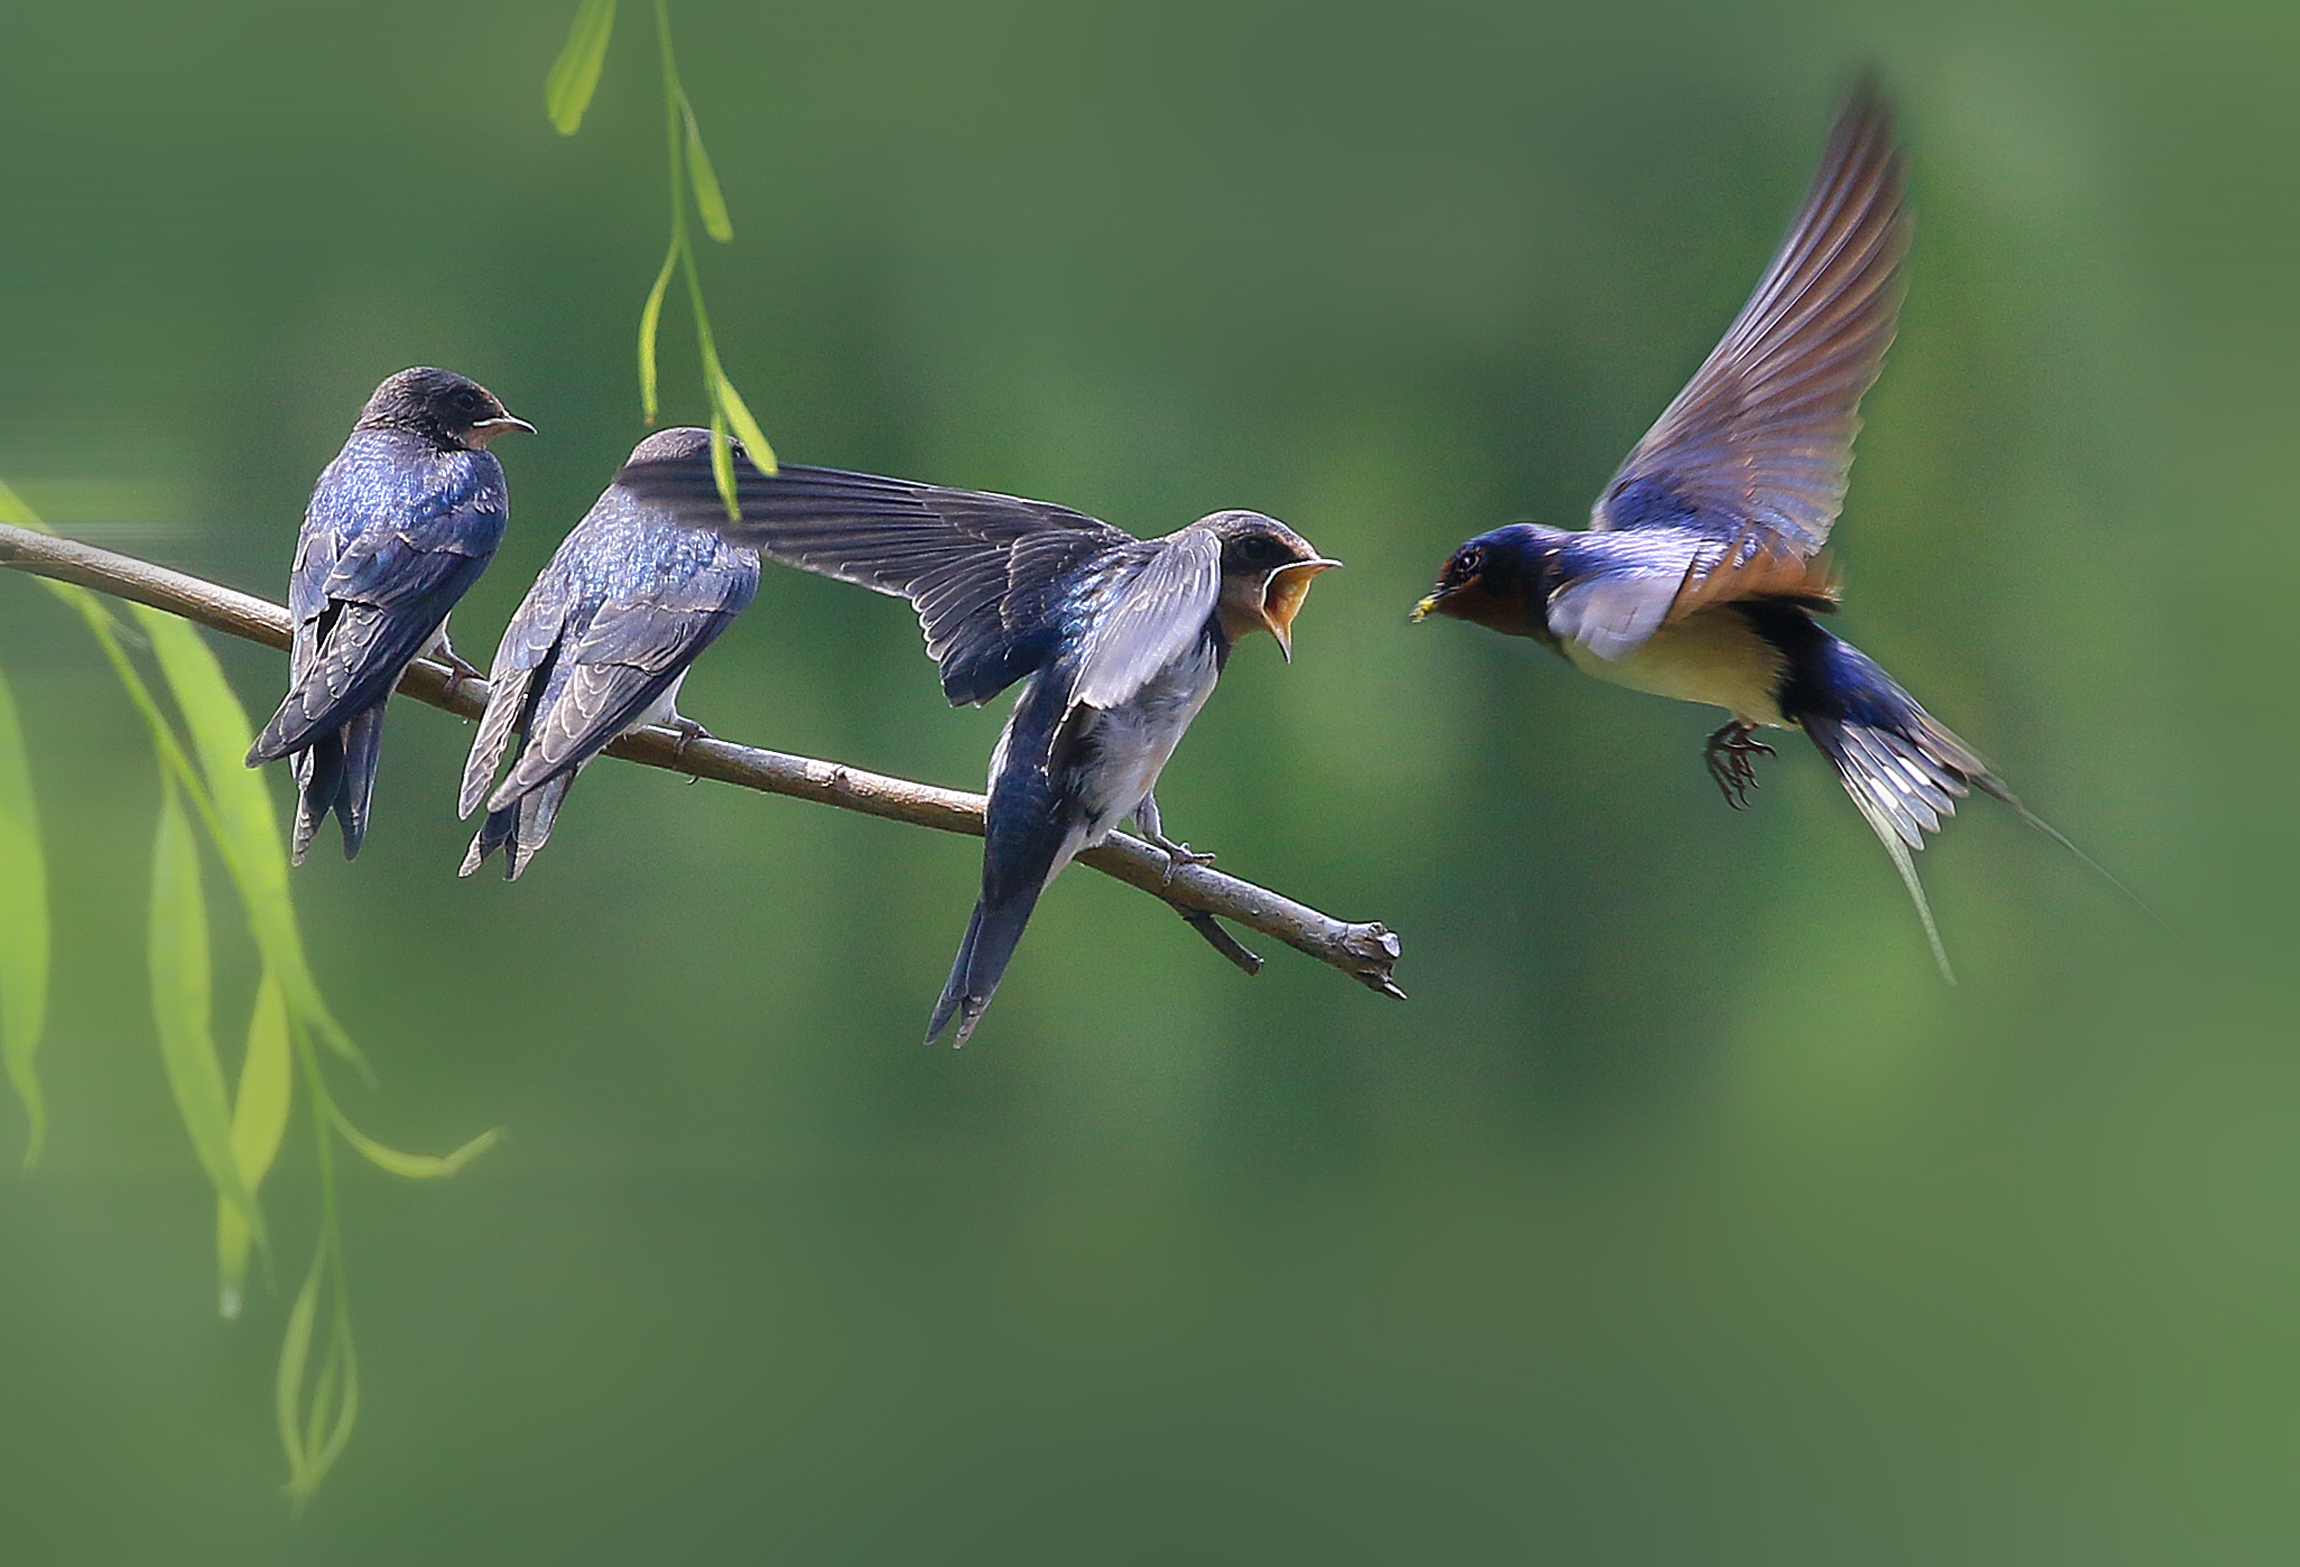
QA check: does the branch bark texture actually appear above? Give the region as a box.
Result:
[0,520,1405,999]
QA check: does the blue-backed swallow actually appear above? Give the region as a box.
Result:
[1413,82,2131,979]
[615,451,1339,1045]
[457,428,761,879]
[246,367,531,863]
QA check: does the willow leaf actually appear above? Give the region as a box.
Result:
[275,1239,324,1494]
[304,1300,360,1489]
[707,406,738,520]
[0,476,38,529]
[681,95,733,242]
[150,783,264,1242]
[135,606,364,1074]
[711,365,780,476]
[545,0,618,135]
[0,670,48,1165]
[218,974,292,1319]
[638,235,679,423]
[331,1106,502,1180]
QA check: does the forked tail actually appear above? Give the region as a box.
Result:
[1803,709,1975,982]
[286,701,386,865]
[458,772,575,881]
[1803,678,2168,982]
[924,890,1045,1048]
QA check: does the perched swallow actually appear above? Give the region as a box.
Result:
[1414,82,2112,978]
[246,367,532,863]
[457,428,761,879]
[617,451,1339,1044]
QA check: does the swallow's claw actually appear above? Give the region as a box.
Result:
[437,650,486,687]
[665,714,713,764]
[1144,834,1217,885]
[1704,721,1774,810]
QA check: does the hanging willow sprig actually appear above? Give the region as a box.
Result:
[0,482,497,1504]
[546,0,777,513]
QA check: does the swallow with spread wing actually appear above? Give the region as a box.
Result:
[246,367,532,863]
[458,428,761,879]
[619,449,1338,1044]
[1414,81,2130,978]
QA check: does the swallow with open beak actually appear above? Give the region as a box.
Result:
[616,452,1339,1044]
[246,367,533,862]
[1413,81,2133,978]
[457,428,761,879]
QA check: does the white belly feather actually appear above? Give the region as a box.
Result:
[1562,606,1788,726]
[1076,640,1219,842]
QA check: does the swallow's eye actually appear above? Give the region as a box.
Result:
[453,389,484,414]
[1450,546,1485,582]
[1230,534,1290,570]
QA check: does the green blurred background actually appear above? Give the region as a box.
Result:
[0,0,2289,1560]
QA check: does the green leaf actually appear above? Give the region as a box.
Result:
[332,1107,502,1180]
[150,782,263,1244]
[134,606,365,1075]
[307,1298,360,1485]
[637,235,679,423]
[0,669,48,1166]
[681,94,733,242]
[545,0,618,135]
[0,476,42,530]
[275,1239,323,1493]
[708,407,738,519]
[218,974,292,1319]
[286,1287,360,1502]
[710,365,780,476]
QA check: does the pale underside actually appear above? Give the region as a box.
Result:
[1559,605,1789,727]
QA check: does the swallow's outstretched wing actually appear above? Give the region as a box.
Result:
[617,458,1137,707]
[1544,82,1903,662]
[1593,79,1907,556]
[1063,528,1224,713]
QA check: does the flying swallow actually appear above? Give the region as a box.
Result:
[457,428,761,879]
[246,366,532,863]
[1414,81,2130,978]
[617,451,1339,1044]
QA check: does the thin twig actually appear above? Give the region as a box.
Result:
[0,519,1406,999]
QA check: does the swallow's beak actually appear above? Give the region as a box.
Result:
[1260,557,1341,662]
[467,414,537,447]
[1411,592,1441,623]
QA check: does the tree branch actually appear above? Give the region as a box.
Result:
[0,519,1405,999]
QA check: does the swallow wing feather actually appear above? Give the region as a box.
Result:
[616,458,1133,706]
[1591,79,1906,559]
[258,460,501,758]
[459,551,579,818]
[487,539,761,807]
[1066,528,1222,714]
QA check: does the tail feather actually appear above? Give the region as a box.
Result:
[289,735,341,867]
[333,703,386,859]
[1962,761,2180,945]
[460,772,574,880]
[1806,713,1964,982]
[280,702,388,866]
[1805,689,2175,979]
[925,891,1044,1048]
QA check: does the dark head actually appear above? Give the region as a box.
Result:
[355,367,534,452]
[1412,524,1558,639]
[624,426,724,466]
[1198,511,1342,662]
